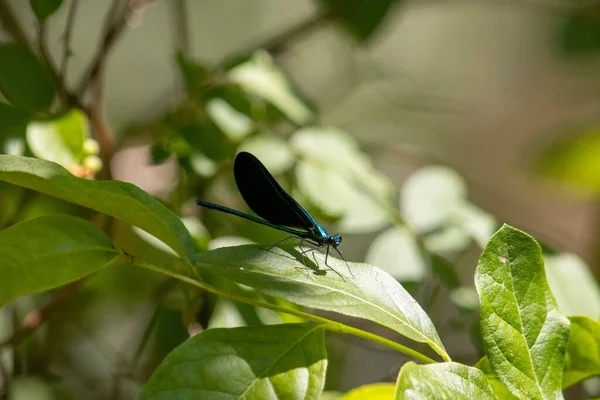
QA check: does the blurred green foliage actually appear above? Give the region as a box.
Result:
[0,0,599,398]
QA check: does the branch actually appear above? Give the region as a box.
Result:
[0,0,31,49]
[224,9,332,63]
[75,0,159,97]
[172,0,190,55]
[60,0,80,83]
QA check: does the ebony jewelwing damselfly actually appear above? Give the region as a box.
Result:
[196,151,353,279]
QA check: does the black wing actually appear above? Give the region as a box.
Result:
[233,151,316,230]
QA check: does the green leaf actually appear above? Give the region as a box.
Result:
[194,245,448,360]
[534,126,600,195]
[227,51,314,125]
[0,155,195,261]
[563,316,600,388]
[365,226,426,282]
[475,357,520,400]
[319,0,395,42]
[8,376,56,400]
[545,253,600,318]
[339,383,395,399]
[175,52,212,101]
[395,362,495,399]
[139,323,327,400]
[475,224,570,400]
[401,165,467,234]
[26,108,89,167]
[0,101,30,138]
[206,98,254,142]
[292,127,393,233]
[430,253,461,290]
[0,214,118,306]
[238,134,295,175]
[30,0,64,20]
[0,43,55,112]
[558,9,600,57]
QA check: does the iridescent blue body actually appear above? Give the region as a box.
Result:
[196,151,351,278]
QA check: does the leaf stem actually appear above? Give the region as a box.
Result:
[130,257,437,364]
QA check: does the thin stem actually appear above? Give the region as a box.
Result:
[130,257,438,364]
[60,0,80,84]
[223,9,332,63]
[172,0,190,55]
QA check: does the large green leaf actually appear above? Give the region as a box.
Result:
[0,215,118,306]
[474,357,520,400]
[194,245,448,360]
[0,155,195,261]
[319,0,396,42]
[0,44,55,112]
[563,316,600,388]
[475,224,570,400]
[395,362,495,399]
[139,323,327,400]
[30,0,64,20]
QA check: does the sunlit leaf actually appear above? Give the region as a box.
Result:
[194,245,448,360]
[475,357,520,400]
[449,287,479,312]
[0,215,118,306]
[545,252,600,318]
[339,383,395,399]
[207,299,246,329]
[453,203,497,248]
[365,226,426,282]
[475,224,570,399]
[563,316,600,388]
[139,324,327,400]
[26,108,89,168]
[0,44,55,112]
[535,126,600,195]
[292,127,393,232]
[423,225,471,254]
[395,362,495,399]
[206,98,254,142]
[238,134,295,175]
[0,155,195,261]
[401,165,467,234]
[228,51,314,125]
[208,236,254,250]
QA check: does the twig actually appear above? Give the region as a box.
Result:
[75,0,128,97]
[75,0,159,97]
[60,0,80,83]
[0,0,82,110]
[172,0,190,55]
[0,0,31,48]
[223,9,332,63]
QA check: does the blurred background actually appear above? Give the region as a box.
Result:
[1,0,600,398]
